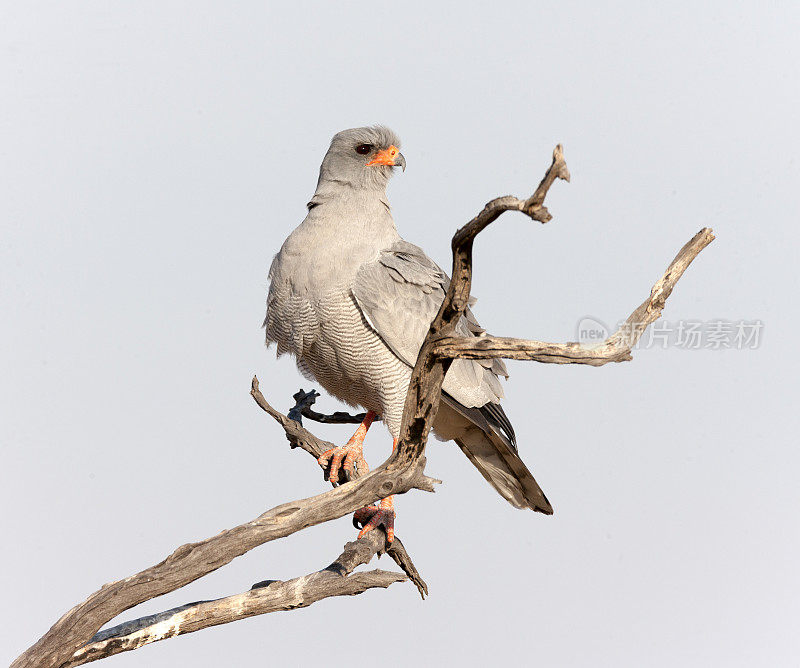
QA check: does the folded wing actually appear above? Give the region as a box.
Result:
[351,239,552,513]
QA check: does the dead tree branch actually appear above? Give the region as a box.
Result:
[433,227,715,365]
[57,387,427,667]
[14,377,434,668]
[13,144,713,668]
[250,379,428,597]
[65,531,405,667]
[390,145,572,469]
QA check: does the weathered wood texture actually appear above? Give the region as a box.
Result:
[57,386,428,667]
[391,145,571,470]
[65,531,406,666]
[433,227,715,366]
[13,381,436,668]
[12,145,714,668]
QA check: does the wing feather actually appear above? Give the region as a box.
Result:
[352,239,552,514]
[352,240,503,408]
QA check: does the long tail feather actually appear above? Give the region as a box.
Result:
[435,396,553,514]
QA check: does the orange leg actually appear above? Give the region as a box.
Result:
[317,411,377,485]
[353,438,397,543]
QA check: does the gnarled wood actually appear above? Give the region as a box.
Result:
[390,145,571,470]
[433,227,715,366]
[65,530,406,667]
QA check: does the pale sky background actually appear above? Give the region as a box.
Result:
[2,2,798,666]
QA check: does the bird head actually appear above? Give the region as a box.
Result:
[317,126,405,191]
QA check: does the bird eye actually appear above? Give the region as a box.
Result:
[355,144,372,155]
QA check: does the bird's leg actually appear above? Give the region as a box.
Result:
[317,410,376,485]
[353,438,397,543]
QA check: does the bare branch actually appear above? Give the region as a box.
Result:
[66,531,405,667]
[14,381,435,668]
[249,377,440,489]
[251,384,429,598]
[250,377,334,457]
[433,227,715,366]
[522,143,572,219]
[390,144,571,470]
[57,390,429,667]
[386,538,428,599]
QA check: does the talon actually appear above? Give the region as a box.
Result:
[317,443,367,485]
[317,447,342,484]
[354,495,395,544]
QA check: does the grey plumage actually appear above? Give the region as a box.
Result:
[265,126,552,514]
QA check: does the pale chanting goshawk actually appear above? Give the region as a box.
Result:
[265,126,552,541]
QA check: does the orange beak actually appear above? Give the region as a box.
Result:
[366,145,405,169]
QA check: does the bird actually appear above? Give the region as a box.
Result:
[264,126,552,541]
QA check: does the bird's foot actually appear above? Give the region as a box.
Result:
[353,495,395,544]
[317,442,369,485]
[317,410,376,485]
